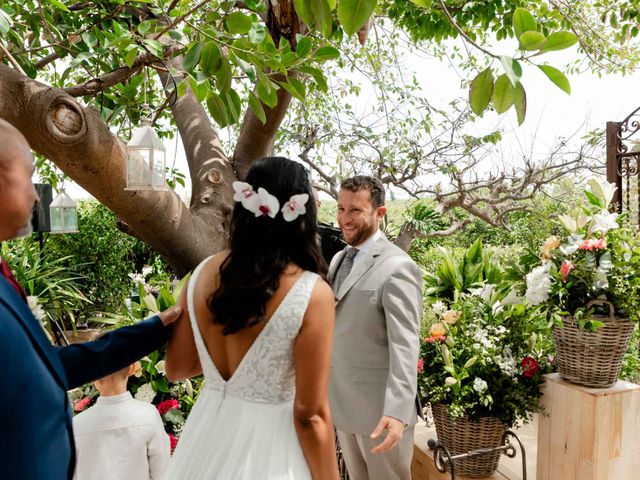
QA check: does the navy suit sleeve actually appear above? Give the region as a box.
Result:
[56,315,168,389]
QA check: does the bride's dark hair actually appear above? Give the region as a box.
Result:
[209,156,327,335]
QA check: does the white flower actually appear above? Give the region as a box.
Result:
[142,266,153,277]
[473,377,488,393]
[444,377,457,386]
[183,378,193,397]
[502,289,524,305]
[232,181,258,211]
[588,179,617,207]
[26,296,46,322]
[134,383,156,403]
[281,193,309,222]
[469,283,495,302]
[592,210,619,234]
[491,301,504,316]
[525,263,552,306]
[431,300,447,316]
[248,187,280,218]
[155,360,166,375]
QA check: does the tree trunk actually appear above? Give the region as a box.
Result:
[0,64,209,275]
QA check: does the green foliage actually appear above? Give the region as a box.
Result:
[423,240,502,301]
[44,201,162,318]
[1,239,90,333]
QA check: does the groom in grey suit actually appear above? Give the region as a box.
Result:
[329,176,423,480]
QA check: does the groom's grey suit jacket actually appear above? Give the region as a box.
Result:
[328,234,423,435]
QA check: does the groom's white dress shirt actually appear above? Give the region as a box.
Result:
[73,392,170,480]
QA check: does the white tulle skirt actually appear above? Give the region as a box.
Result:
[163,384,311,479]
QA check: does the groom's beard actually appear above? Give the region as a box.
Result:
[13,216,33,239]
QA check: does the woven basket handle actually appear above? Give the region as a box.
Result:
[585,299,616,322]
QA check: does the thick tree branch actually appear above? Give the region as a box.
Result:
[0,64,210,275]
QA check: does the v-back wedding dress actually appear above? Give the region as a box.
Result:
[164,259,317,479]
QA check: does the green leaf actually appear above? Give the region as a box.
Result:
[518,31,547,51]
[337,0,376,37]
[206,92,229,127]
[226,11,253,34]
[469,68,494,116]
[540,31,578,52]
[222,89,242,124]
[492,74,514,114]
[293,0,314,25]
[513,82,527,125]
[298,65,328,91]
[183,42,202,73]
[295,35,313,58]
[151,379,170,393]
[409,0,432,7]
[314,46,340,60]
[142,39,164,58]
[215,56,232,92]
[584,190,605,208]
[188,76,208,102]
[248,92,267,124]
[499,55,522,87]
[538,64,571,94]
[257,76,278,108]
[0,10,12,34]
[176,79,187,98]
[124,48,138,69]
[310,0,333,37]
[200,42,222,76]
[277,78,305,101]
[513,8,536,39]
[50,0,70,12]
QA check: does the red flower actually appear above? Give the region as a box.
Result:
[521,356,540,378]
[168,433,178,452]
[579,238,607,251]
[560,261,573,283]
[157,399,179,416]
[74,396,91,412]
[417,358,424,373]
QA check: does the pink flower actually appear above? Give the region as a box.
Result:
[168,433,178,452]
[417,358,424,373]
[424,335,446,343]
[157,399,179,416]
[74,396,91,412]
[560,261,573,283]
[579,238,607,251]
[521,356,540,378]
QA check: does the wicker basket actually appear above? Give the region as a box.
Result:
[432,403,506,478]
[553,300,635,388]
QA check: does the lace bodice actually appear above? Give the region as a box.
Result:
[187,260,318,404]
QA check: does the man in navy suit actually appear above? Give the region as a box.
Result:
[0,118,182,479]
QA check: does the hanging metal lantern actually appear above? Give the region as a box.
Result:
[49,189,78,233]
[125,119,167,191]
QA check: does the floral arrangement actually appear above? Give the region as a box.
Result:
[420,240,552,426]
[419,290,551,427]
[517,179,640,330]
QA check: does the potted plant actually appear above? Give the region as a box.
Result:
[420,242,552,477]
[516,179,640,387]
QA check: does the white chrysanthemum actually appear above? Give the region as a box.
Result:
[431,300,447,316]
[473,377,488,393]
[525,263,552,306]
[134,383,156,403]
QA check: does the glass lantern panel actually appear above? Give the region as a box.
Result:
[50,207,65,232]
[64,207,78,232]
[127,148,153,189]
[152,148,166,190]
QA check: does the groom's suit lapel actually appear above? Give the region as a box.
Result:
[335,237,387,303]
[0,277,67,389]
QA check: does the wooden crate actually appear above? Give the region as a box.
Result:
[537,373,640,480]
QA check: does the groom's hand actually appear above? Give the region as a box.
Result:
[158,306,183,326]
[369,415,405,454]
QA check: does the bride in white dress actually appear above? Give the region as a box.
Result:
[163,157,339,480]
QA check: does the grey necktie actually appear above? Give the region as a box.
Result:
[334,247,358,292]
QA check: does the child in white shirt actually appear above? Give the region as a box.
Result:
[73,362,170,480]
